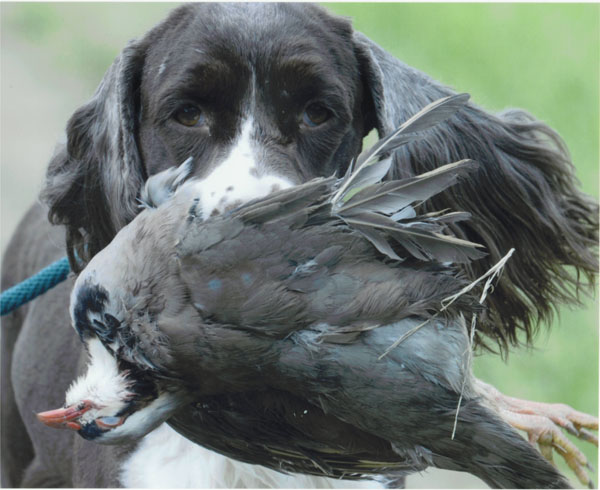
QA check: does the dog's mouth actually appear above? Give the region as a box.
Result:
[37,400,127,433]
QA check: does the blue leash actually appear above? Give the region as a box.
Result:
[0,257,71,316]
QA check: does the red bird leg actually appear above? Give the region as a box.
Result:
[475,378,598,488]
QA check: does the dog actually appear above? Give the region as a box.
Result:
[2,3,597,488]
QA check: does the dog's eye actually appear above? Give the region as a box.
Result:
[302,103,331,127]
[174,105,205,127]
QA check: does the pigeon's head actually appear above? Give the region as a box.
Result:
[37,274,185,444]
[37,337,179,444]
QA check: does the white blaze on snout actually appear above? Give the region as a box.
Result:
[196,118,293,217]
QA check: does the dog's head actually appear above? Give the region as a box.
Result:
[42,3,597,352]
[43,4,383,266]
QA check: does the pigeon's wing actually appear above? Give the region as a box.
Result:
[157,296,569,487]
[170,158,485,339]
[161,290,477,479]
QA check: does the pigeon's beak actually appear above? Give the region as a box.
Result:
[37,400,94,431]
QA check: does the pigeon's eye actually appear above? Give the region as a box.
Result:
[174,105,206,127]
[302,103,331,127]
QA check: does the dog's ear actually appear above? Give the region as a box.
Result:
[355,32,598,353]
[42,41,147,272]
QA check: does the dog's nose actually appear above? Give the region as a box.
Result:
[200,173,294,218]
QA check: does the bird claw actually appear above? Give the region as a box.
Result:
[475,379,598,488]
[518,414,596,488]
[579,428,599,446]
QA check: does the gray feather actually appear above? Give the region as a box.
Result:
[237,177,335,224]
[356,93,471,169]
[343,211,485,263]
[337,159,477,217]
[350,224,404,262]
[139,157,195,209]
[332,93,470,206]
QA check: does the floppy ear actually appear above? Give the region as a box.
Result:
[354,32,598,352]
[41,41,147,272]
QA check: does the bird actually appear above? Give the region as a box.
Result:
[37,94,595,488]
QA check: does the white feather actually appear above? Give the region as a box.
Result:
[66,338,134,424]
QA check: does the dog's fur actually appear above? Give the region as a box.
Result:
[2,3,597,487]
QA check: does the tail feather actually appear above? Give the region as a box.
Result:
[354,93,471,171]
[333,93,471,205]
[341,211,485,263]
[334,159,478,217]
[334,158,486,264]
[432,401,573,489]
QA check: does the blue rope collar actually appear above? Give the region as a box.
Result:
[0,257,71,316]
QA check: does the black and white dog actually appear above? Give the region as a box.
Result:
[2,3,597,488]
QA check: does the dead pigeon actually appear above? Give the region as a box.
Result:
[37,95,592,488]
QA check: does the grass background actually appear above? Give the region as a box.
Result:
[1,3,598,488]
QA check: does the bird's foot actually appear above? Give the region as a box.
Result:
[475,379,598,488]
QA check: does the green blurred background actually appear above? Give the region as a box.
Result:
[1,3,598,488]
